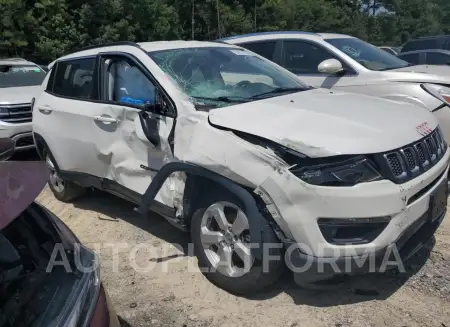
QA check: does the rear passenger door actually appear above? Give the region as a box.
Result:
[33,57,111,179]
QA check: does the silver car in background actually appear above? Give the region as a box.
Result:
[0,58,46,152]
[221,32,450,142]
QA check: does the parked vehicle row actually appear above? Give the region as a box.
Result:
[30,38,449,295]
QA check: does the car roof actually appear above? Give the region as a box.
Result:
[51,40,238,66]
[218,31,354,44]
[0,58,37,66]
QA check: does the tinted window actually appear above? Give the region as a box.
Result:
[282,41,336,74]
[0,64,46,88]
[426,52,450,65]
[402,39,439,52]
[104,59,156,106]
[240,41,276,60]
[398,53,421,65]
[52,58,95,99]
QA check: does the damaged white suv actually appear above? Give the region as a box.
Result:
[33,41,449,294]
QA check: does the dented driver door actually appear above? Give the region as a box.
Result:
[92,54,176,198]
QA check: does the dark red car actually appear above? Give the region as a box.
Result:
[0,139,119,327]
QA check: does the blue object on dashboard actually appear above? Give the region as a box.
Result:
[120,96,154,106]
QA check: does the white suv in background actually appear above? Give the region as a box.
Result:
[220,32,450,143]
[33,41,449,294]
[0,58,46,151]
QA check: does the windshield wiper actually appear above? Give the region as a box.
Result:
[250,87,309,99]
[191,96,250,103]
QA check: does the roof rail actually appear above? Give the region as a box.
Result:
[1,57,27,61]
[67,41,142,55]
[218,31,318,41]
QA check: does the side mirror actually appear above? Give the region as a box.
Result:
[0,138,15,161]
[318,59,345,75]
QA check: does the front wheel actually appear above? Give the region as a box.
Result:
[44,150,86,202]
[191,191,284,295]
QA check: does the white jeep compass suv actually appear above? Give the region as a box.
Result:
[0,58,46,151]
[33,41,449,294]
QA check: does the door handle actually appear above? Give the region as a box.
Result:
[38,108,53,114]
[93,115,118,123]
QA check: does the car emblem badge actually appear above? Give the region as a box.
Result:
[416,122,433,136]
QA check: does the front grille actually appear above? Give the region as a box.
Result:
[376,128,447,183]
[0,103,32,123]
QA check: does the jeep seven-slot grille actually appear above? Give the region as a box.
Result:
[377,128,447,183]
[0,103,32,123]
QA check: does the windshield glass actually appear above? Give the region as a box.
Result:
[148,47,308,109]
[326,38,411,71]
[0,64,46,88]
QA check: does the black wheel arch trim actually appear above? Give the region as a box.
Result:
[138,162,265,259]
[33,133,61,172]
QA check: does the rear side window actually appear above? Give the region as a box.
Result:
[398,53,421,65]
[50,58,96,99]
[402,39,439,52]
[239,41,276,60]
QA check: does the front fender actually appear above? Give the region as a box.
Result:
[137,162,266,259]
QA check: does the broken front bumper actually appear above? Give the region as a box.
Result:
[285,208,446,284]
[258,149,450,258]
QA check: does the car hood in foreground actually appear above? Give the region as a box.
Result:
[0,161,49,229]
[0,85,41,105]
[208,88,437,157]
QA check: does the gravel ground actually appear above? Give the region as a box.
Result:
[33,182,450,327]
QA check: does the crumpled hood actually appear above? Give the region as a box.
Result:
[385,64,450,84]
[0,85,41,105]
[208,88,438,157]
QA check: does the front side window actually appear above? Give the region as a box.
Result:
[0,64,46,88]
[282,41,337,74]
[326,37,411,71]
[52,58,95,99]
[104,59,156,107]
[148,47,308,110]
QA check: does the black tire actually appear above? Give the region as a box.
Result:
[191,189,284,295]
[43,149,86,202]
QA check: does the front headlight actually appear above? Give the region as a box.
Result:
[291,157,382,186]
[421,83,450,106]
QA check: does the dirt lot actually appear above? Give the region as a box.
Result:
[34,183,450,327]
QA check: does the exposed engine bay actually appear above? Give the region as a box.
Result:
[0,203,76,327]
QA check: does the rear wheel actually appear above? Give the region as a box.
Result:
[44,150,86,202]
[191,190,284,295]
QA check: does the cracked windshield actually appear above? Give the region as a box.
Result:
[148,47,308,109]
